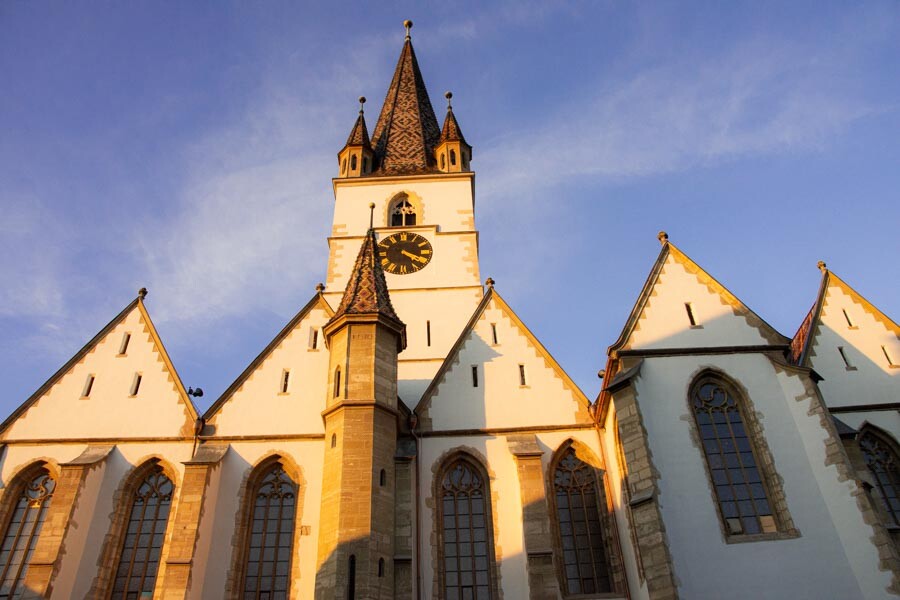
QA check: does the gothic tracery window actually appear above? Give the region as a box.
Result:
[240,463,298,600]
[111,466,174,599]
[553,447,611,595]
[438,455,496,600]
[691,375,776,536]
[390,195,416,227]
[859,429,900,526]
[0,468,55,599]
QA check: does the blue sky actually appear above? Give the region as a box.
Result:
[2,1,898,416]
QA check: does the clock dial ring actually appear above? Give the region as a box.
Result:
[377,231,433,275]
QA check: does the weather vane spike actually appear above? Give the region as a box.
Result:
[369,202,376,229]
[358,96,366,114]
[445,91,453,110]
[404,19,413,40]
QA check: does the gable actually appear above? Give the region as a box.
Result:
[614,244,788,352]
[804,273,899,407]
[416,291,590,431]
[1,298,196,441]
[203,294,334,436]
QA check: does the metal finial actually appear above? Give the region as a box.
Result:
[445,91,453,110]
[369,202,376,229]
[598,369,605,379]
[138,287,148,299]
[315,282,325,293]
[358,96,366,114]
[404,20,413,39]
[657,231,669,245]
[817,261,827,273]
[485,277,495,288]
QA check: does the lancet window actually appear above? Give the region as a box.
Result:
[390,195,417,227]
[0,467,55,599]
[437,455,497,600]
[110,466,174,599]
[691,375,776,536]
[240,462,298,600]
[859,429,900,526]
[552,447,612,595]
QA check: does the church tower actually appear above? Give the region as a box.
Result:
[324,20,482,405]
[315,228,406,598]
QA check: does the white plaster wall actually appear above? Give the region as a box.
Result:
[3,308,193,440]
[628,254,772,350]
[426,299,587,430]
[188,456,222,600]
[210,304,332,436]
[632,354,888,598]
[808,283,900,408]
[198,440,324,599]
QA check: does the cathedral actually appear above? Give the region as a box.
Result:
[2,22,899,600]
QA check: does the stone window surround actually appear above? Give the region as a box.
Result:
[384,190,425,229]
[429,447,503,600]
[88,456,182,598]
[224,452,307,600]
[546,439,627,598]
[685,367,799,544]
[857,424,900,530]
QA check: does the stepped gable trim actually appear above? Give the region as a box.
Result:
[792,269,900,368]
[203,293,334,421]
[414,288,590,419]
[0,295,198,438]
[370,38,441,175]
[608,241,789,356]
[136,299,199,429]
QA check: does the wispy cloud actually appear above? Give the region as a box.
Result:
[478,35,879,203]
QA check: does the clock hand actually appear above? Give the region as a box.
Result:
[400,250,427,263]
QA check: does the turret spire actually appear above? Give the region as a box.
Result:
[435,90,472,172]
[337,96,374,177]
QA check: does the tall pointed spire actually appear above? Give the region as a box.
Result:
[328,229,404,336]
[435,91,472,173]
[370,20,442,175]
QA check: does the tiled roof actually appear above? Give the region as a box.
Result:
[328,229,402,324]
[439,107,468,145]
[345,111,371,149]
[371,38,441,175]
[789,303,816,365]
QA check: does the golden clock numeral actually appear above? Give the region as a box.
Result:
[381,258,389,266]
[421,249,431,255]
[388,235,397,244]
[418,241,428,247]
[385,263,396,273]
[399,265,408,274]
[400,232,408,241]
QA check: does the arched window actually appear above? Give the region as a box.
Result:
[0,466,55,598]
[859,428,900,525]
[691,375,776,536]
[450,149,457,166]
[440,153,446,169]
[389,194,417,227]
[437,454,496,600]
[111,465,174,598]
[239,462,298,599]
[341,158,347,175]
[350,155,357,171]
[552,446,611,595]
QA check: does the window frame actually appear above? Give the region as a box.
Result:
[688,371,798,543]
[388,193,419,228]
[433,451,500,600]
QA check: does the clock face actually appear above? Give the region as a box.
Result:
[377,231,433,275]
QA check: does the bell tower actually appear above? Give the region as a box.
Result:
[315,227,406,599]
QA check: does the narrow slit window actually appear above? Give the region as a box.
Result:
[347,555,356,599]
[491,323,498,345]
[842,309,854,328]
[82,374,95,398]
[118,332,131,355]
[281,369,291,393]
[334,367,342,398]
[426,320,431,347]
[471,365,479,388]
[685,302,697,326]
[519,364,527,386]
[838,346,853,369]
[309,327,319,350]
[378,557,385,577]
[331,434,337,448]
[129,373,142,396]
[883,346,896,367]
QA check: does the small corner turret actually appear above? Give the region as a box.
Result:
[435,91,472,173]
[337,96,374,178]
